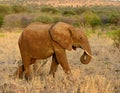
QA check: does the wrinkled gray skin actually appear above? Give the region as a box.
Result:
[16,22,92,80]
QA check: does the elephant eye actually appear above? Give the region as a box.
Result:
[80,37,82,40]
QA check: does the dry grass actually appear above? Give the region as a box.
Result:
[1,0,120,7]
[0,31,120,93]
[27,0,120,7]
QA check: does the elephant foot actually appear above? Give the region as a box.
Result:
[49,72,55,78]
[65,70,71,75]
[25,74,32,81]
[14,65,24,79]
[66,72,75,83]
[46,74,54,82]
[14,69,23,79]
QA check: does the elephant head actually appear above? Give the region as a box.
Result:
[50,22,92,64]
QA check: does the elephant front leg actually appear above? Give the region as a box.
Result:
[55,50,71,75]
[49,54,59,77]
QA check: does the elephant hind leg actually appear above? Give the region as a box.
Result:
[30,58,36,65]
[15,65,24,79]
[49,54,59,77]
[30,58,38,76]
[21,57,32,81]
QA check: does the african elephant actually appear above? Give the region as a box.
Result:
[16,22,92,80]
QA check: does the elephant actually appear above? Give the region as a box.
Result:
[16,22,92,80]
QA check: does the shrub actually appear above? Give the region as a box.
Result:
[0,15,4,28]
[100,15,109,25]
[0,4,12,15]
[62,10,76,16]
[81,11,101,28]
[12,5,28,13]
[4,14,21,28]
[112,29,120,49]
[53,16,79,26]
[35,15,54,24]
[53,16,61,23]
[108,14,120,25]
[75,7,88,15]
[41,6,59,14]
[20,15,35,28]
[26,4,41,13]
[4,14,35,28]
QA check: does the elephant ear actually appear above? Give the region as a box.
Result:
[50,22,73,51]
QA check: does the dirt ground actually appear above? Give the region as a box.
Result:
[0,32,120,93]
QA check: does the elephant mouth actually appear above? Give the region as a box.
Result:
[72,45,76,50]
[72,44,82,50]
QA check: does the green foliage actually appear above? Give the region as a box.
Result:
[0,5,120,29]
[0,4,12,15]
[0,33,4,37]
[106,31,116,39]
[62,10,76,16]
[41,5,59,14]
[35,15,54,24]
[0,15,4,28]
[112,29,120,49]
[108,14,119,25]
[12,5,28,13]
[75,7,89,15]
[26,4,40,13]
[82,11,101,28]
[106,29,120,49]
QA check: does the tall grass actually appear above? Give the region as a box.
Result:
[0,31,119,93]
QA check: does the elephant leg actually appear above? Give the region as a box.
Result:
[30,58,37,76]
[15,65,24,79]
[49,54,59,77]
[22,57,31,81]
[30,58,36,65]
[55,50,71,75]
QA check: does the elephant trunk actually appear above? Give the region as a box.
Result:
[80,42,92,64]
[80,50,92,64]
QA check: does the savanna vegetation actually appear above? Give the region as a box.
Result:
[0,2,120,93]
[0,4,120,48]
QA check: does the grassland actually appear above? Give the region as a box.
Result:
[0,0,120,92]
[0,29,119,93]
[0,0,120,7]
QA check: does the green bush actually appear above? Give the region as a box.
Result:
[82,11,101,28]
[113,29,120,49]
[0,4,12,15]
[62,10,76,16]
[0,15,4,28]
[35,15,54,24]
[26,4,41,13]
[12,5,28,13]
[100,15,109,25]
[108,14,120,25]
[41,6,59,14]
[75,7,89,15]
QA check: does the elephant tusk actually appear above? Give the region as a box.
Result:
[84,50,92,58]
